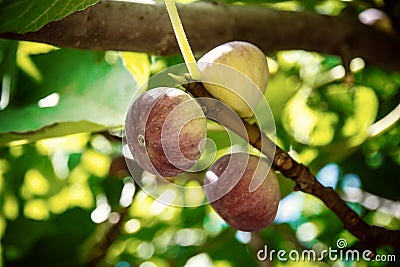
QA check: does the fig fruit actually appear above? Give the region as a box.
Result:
[198,41,269,118]
[205,153,280,232]
[125,87,206,177]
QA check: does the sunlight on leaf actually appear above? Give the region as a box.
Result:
[36,133,89,155]
[106,239,129,264]
[342,86,378,145]
[21,168,50,197]
[295,148,319,165]
[0,216,5,237]
[81,149,111,177]
[23,199,50,220]
[121,52,151,90]
[282,88,337,146]
[69,183,94,208]
[69,165,90,183]
[49,183,94,213]
[267,1,303,11]
[315,0,345,16]
[130,191,156,219]
[8,145,24,158]
[214,260,234,267]
[16,41,58,82]
[278,50,324,86]
[282,88,316,144]
[48,187,75,214]
[266,57,279,74]
[3,195,18,220]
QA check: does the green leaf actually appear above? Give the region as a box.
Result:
[0,0,99,34]
[0,49,139,145]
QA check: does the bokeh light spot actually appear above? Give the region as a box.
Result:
[82,149,111,177]
[137,241,155,259]
[124,219,141,234]
[139,262,157,267]
[91,195,111,224]
[174,228,206,246]
[22,168,50,197]
[184,253,213,267]
[235,231,251,244]
[316,163,339,189]
[24,199,49,220]
[296,222,319,242]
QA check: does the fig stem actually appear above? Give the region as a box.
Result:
[164,0,201,80]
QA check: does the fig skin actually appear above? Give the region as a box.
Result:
[205,153,280,232]
[125,87,206,177]
[198,41,269,118]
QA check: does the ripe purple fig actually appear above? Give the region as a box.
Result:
[205,153,280,232]
[125,87,206,177]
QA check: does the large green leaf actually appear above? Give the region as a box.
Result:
[0,0,99,34]
[0,49,139,145]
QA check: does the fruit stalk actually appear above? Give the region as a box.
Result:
[164,0,201,80]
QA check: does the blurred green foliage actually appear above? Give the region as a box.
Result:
[1,0,400,267]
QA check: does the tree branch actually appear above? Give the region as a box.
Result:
[183,81,400,255]
[1,0,400,71]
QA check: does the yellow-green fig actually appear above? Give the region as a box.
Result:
[198,41,269,118]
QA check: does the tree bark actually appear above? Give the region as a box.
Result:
[1,0,400,71]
